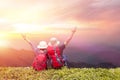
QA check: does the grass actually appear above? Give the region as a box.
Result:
[0,67,120,80]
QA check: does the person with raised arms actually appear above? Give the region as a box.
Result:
[21,34,48,71]
[47,27,77,69]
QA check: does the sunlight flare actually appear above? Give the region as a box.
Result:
[0,39,9,47]
[13,23,44,33]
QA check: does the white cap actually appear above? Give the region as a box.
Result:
[37,41,48,49]
[48,37,60,46]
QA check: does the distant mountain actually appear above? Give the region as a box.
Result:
[0,47,34,67]
[67,62,116,68]
[64,44,120,67]
[0,44,120,67]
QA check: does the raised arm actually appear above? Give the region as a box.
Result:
[64,27,77,46]
[21,34,35,51]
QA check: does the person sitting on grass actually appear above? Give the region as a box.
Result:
[47,27,77,69]
[21,34,48,71]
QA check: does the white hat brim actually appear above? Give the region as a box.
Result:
[37,45,48,49]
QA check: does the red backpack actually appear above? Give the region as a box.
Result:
[47,46,64,68]
[32,53,47,71]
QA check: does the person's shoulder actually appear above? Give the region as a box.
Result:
[58,43,66,49]
[58,43,65,47]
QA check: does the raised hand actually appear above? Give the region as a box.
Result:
[21,33,27,40]
[72,26,77,33]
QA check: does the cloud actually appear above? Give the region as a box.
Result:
[92,0,120,7]
[63,0,120,23]
[0,0,120,30]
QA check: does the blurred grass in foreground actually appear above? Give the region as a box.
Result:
[0,67,120,80]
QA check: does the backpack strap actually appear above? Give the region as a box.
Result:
[46,53,52,69]
[54,47,63,65]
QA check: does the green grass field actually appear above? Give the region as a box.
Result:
[0,67,120,80]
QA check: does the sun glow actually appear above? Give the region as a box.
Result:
[13,23,45,33]
[0,40,9,47]
[0,33,10,47]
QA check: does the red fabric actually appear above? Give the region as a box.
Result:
[47,46,64,68]
[32,54,47,71]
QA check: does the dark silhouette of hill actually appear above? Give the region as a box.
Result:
[64,44,120,67]
[67,62,117,68]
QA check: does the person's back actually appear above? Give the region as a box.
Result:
[32,41,48,71]
[47,45,64,69]
[32,52,47,71]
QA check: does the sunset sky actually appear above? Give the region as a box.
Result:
[0,0,120,50]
